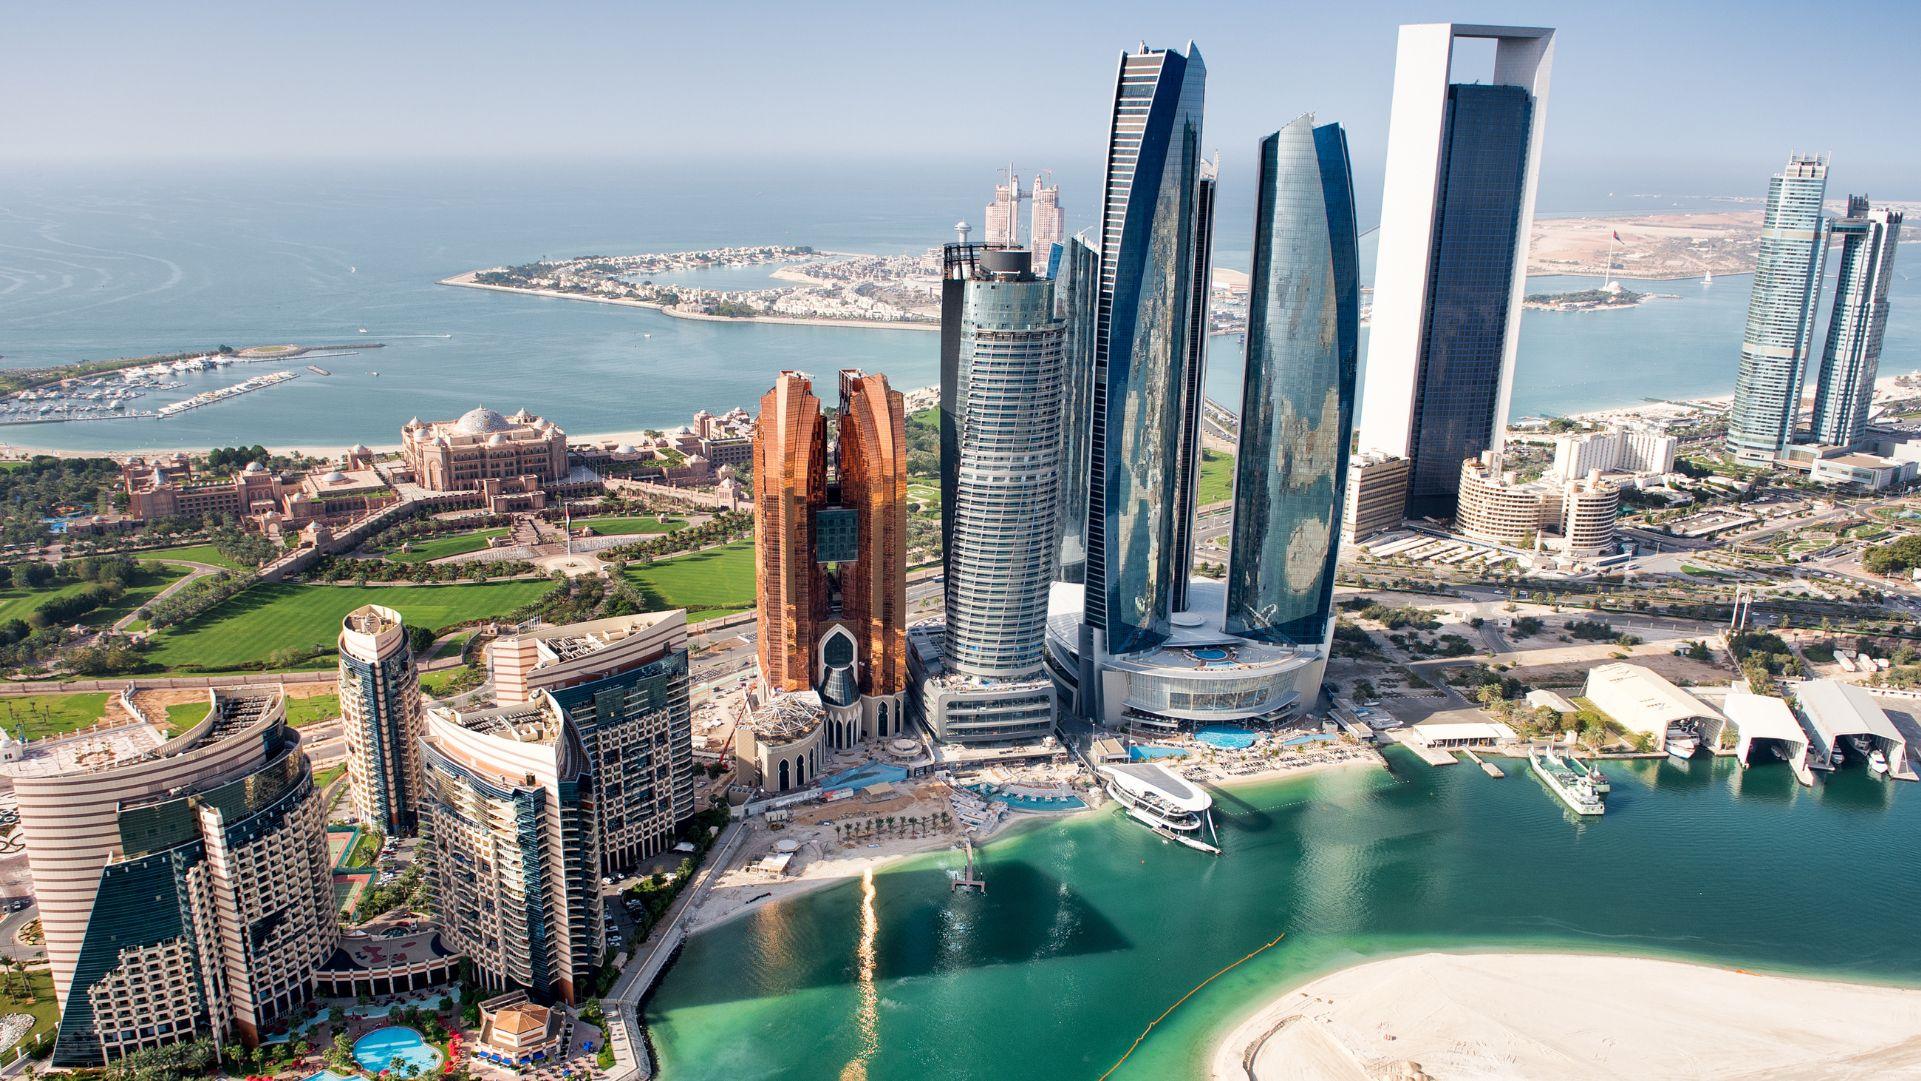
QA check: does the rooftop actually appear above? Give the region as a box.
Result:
[743,690,824,741]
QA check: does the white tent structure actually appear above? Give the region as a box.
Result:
[1791,679,1917,780]
[1582,663,1726,753]
[1723,690,1812,785]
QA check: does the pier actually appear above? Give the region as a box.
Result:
[1464,749,1505,778]
[952,837,986,893]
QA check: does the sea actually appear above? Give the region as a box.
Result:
[4,160,1916,454]
[647,751,1921,1080]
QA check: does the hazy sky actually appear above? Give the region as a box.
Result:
[6,0,1917,198]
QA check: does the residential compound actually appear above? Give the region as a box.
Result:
[421,697,605,1004]
[753,370,910,748]
[13,690,335,1066]
[1044,45,1361,736]
[487,611,696,872]
[913,246,1064,743]
[338,603,425,836]
[1358,23,1553,522]
[1729,157,1906,480]
[1457,451,1621,560]
[1551,425,1678,480]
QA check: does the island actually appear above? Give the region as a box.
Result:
[441,245,942,330]
[1523,286,1657,312]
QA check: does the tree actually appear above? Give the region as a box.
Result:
[329,1032,355,1070]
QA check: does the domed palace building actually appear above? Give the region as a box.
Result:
[400,405,568,493]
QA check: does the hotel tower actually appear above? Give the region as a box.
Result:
[1358,23,1554,520]
[338,603,424,836]
[16,689,336,1066]
[1810,197,1903,448]
[1728,154,1832,462]
[753,369,909,746]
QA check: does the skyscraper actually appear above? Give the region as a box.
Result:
[17,690,335,1065]
[1728,154,1831,463]
[753,369,909,743]
[1811,197,1903,448]
[338,603,424,836]
[1169,151,1220,614]
[1224,116,1359,646]
[1029,172,1065,263]
[1053,232,1099,585]
[1359,23,1554,520]
[1082,41,1208,662]
[422,695,604,1004]
[915,247,1064,743]
[984,168,1020,246]
[487,610,695,873]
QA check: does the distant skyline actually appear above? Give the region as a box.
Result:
[5,0,1919,203]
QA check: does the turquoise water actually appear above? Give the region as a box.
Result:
[969,785,1087,812]
[1195,724,1258,749]
[5,166,1917,453]
[1127,745,1189,761]
[822,762,910,791]
[648,751,1921,1080]
[1281,732,1341,748]
[302,1072,354,1081]
[352,1026,440,1074]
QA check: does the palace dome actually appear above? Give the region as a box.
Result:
[454,406,514,435]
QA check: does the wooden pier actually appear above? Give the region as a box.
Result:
[952,837,986,894]
[1464,749,1505,778]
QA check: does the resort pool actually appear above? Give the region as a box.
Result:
[353,1026,441,1075]
[1195,725,1258,750]
[1127,745,1189,761]
[1282,732,1341,748]
[967,784,1086,812]
[303,1072,355,1081]
[820,761,909,792]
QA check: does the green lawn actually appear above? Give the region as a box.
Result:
[164,699,208,735]
[1198,448,1236,506]
[137,543,245,570]
[0,968,58,1063]
[381,528,509,564]
[574,515,686,536]
[624,540,755,622]
[145,579,554,672]
[315,762,347,789]
[0,562,186,627]
[0,692,110,741]
[285,691,340,727]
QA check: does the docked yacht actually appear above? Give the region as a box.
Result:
[1664,725,1699,760]
[1529,744,1606,816]
[1100,762,1220,854]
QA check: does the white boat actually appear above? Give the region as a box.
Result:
[1100,763,1220,854]
[1529,744,1606,816]
[1665,738,1698,760]
[1870,749,1890,776]
[1702,270,1713,285]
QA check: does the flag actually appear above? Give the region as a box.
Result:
[1612,230,1623,243]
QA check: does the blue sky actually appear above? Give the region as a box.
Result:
[5,0,1916,199]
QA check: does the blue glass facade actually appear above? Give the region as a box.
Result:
[1810,198,1902,448]
[1728,156,1830,461]
[1085,44,1207,657]
[1224,119,1359,645]
[1404,83,1533,519]
[1053,234,1099,585]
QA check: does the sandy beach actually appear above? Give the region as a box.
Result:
[1209,951,1921,1080]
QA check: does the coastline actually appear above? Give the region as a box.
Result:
[437,271,939,332]
[1206,951,1921,1080]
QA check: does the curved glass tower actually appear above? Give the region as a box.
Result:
[1224,117,1359,645]
[1728,154,1830,462]
[1084,41,1207,659]
[945,250,1064,678]
[1811,198,1902,448]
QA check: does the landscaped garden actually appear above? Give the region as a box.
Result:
[0,692,109,741]
[144,579,556,671]
[133,543,248,570]
[575,514,686,536]
[623,539,755,622]
[1198,448,1236,505]
[0,561,186,627]
[380,528,509,564]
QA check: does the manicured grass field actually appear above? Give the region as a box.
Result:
[285,691,340,727]
[0,562,187,627]
[0,968,58,1062]
[315,763,348,789]
[1198,448,1236,506]
[382,528,508,564]
[137,543,246,570]
[146,579,554,672]
[0,692,109,741]
[623,540,755,622]
[164,700,207,735]
[575,515,686,536]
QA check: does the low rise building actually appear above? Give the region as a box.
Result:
[1551,425,1678,479]
[1582,663,1725,753]
[1341,453,1410,544]
[907,621,1057,744]
[402,406,568,492]
[733,691,826,793]
[1457,452,1619,559]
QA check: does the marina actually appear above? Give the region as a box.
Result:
[155,369,300,416]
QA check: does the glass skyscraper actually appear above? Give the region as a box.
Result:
[1053,233,1098,585]
[940,248,1064,678]
[1224,117,1359,646]
[1728,154,1831,462]
[1082,42,1207,659]
[1358,24,1553,523]
[1811,197,1903,448]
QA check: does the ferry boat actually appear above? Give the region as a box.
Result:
[1529,744,1605,816]
[1100,763,1220,854]
[1567,755,1611,793]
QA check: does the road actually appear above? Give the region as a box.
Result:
[111,558,227,635]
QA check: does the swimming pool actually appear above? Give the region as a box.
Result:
[1282,732,1340,748]
[967,784,1086,812]
[820,761,909,792]
[1127,745,1189,761]
[303,1072,355,1081]
[1195,725,1258,750]
[353,1026,441,1075]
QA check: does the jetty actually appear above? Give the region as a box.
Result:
[156,370,299,417]
[1464,749,1504,778]
[952,837,986,894]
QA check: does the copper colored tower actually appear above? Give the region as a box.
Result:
[836,369,909,701]
[751,369,910,745]
[753,372,826,693]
